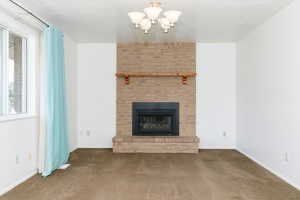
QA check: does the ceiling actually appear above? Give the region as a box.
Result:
[0,0,294,43]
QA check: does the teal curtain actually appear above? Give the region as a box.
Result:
[42,26,69,176]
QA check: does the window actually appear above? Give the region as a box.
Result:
[0,28,28,117]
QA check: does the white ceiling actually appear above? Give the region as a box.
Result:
[0,0,294,43]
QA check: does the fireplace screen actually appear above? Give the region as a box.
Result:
[132,102,179,136]
[139,115,172,132]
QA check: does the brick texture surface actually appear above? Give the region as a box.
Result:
[115,42,198,153]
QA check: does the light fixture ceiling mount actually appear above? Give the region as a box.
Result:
[128,1,182,34]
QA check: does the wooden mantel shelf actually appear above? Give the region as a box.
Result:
[116,73,197,85]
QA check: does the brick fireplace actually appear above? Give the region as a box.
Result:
[113,42,199,153]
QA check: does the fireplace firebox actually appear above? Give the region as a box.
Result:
[132,102,179,136]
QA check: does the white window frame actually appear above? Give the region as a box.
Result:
[0,28,9,116]
[0,24,36,122]
[0,28,4,115]
[21,37,28,113]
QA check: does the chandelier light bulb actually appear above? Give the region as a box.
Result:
[158,18,171,32]
[144,6,162,24]
[164,10,182,27]
[128,12,145,28]
[140,18,152,34]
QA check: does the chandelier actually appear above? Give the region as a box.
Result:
[128,1,182,34]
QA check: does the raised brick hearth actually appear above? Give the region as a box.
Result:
[114,42,199,153]
[113,136,199,153]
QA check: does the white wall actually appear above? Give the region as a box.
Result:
[64,35,78,152]
[77,43,236,149]
[0,8,79,194]
[0,119,38,195]
[237,0,300,190]
[197,43,236,149]
[0,11,39,195]
[77,43,116,148]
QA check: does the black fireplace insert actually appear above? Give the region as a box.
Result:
[132,102,179,136]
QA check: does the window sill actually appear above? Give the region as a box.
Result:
[0,114,36,123]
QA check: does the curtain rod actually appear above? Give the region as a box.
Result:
[8,0,50,27]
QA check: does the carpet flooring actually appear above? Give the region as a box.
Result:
[1,149,300,200]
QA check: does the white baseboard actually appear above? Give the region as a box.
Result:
[70,147,78,153]
[199,145,236,149]
[0,170,37,196]
[199,147,235,150]
[237,148,300,191]
[77,145,113,149]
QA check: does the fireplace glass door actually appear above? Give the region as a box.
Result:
[139,114,173,133]
[132,102,179,136]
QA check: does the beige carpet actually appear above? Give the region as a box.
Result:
[1,149,299,200]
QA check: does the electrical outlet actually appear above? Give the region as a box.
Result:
[16,155,19,164]
[28,153,32,161]
[86,130,91,136]
[223,132,227,137]
[285,152,289,162]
